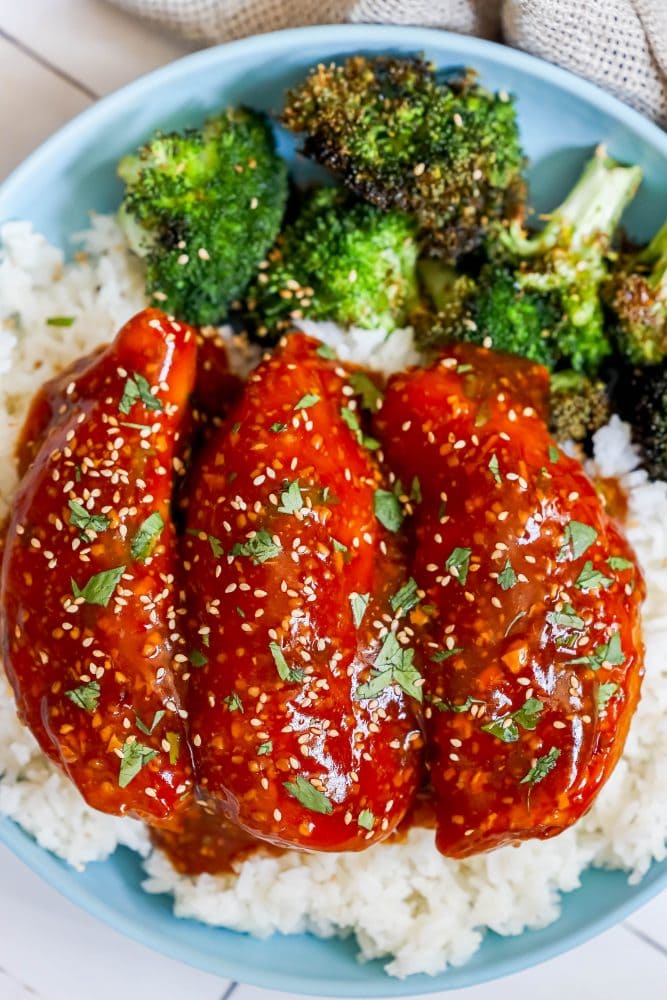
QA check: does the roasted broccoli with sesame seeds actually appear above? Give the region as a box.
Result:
[498,148,642,374]
[245,187,419,338]
[549,370,610,444]
[417,260,557,368]
[606,218,667,365]
[281,55,525,259]
[118,108,288,326]
[416,150,642,375]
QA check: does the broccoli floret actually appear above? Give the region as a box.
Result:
[417,150,642,375]
[607,219,667,365]
[549,370,610,444]
[118,108,288,326]
[246,187,419,338]
[500,148,642,374]
[618,362,667,481]
[282,56,524,259]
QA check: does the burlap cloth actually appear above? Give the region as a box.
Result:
[107,0,666,127]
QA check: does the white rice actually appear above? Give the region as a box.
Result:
[1,218,667,978]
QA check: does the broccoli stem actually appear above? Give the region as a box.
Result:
[505,147,642,257]
[639,218,667,294]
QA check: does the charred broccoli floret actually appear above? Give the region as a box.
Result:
[246,187,419,338]
[282,55,524,259]
[118,108,288,326]
[618,362,667,481]
[418,260,557,368]
[500,148,641,373]
[549,370,610,444]
[417,150,642,375]
[607,218,667,365]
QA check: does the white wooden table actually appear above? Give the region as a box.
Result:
[1,2,666,997]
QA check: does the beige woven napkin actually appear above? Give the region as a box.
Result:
[107,0,667,126]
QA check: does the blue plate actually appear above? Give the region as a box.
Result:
[1,24,666,996]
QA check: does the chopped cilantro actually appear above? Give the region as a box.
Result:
[520,747,560,787]
[482,697,543,743]
[374,490,403,532]
[350,594,371,628]
[556,521,598,562]
[118,740,158,789]
[572,630,624,670]
[46,315,75,327]
[270,422,287,433]
[430,647,463,663]
[316,343,336,360]
[269,642,305,683]
[231,530,281,564]
[574,560,613,592]
[136,709,166,736]
[390,578,420,616]
[294,393,320,411]
[231,422,241,434]
[131,511,164,561]
[498,558,517,591]
[411,477,422,504]
[257,741,273,756]
[349,372,383,412]
[607,556,634,572]
[332,538,348,554]
[349,592,370,628]
[224,692,244,713]
[355,632,423,702]
[488,453,501,484]
[186,528,223,558]
[188,649,208,668]
[548,445,560,463]
[119,372,163,415]
[431,694,483,714]
[341,406,380,451]
[65,681,100,713]
[358,809,376,831]
[278,479,303,515]
[71,565,125,607]
[67,500,110,539]
[546,603,585,630]
[597,682,620,712]
[236,605,246,619]
[283,775,333,814]
[446,546,472,586]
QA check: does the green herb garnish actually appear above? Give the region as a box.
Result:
[278,479,303,515]
[374,490,404,532]
[269,642,305,683]
[357,809,376,831]
[65,681,101,713]
[548,445,560,463]
[118,740,158,788]
[520,747,560,787]
[46,315,75,327]
[446,546,472,586]
[294,393,320,411]
[607,556,634,571]
[390,578,420,616]
[349,592,370,628]
[349,372,383,412]
[119,372,163,415]
[556,521,598,562]
[283,775,333,814]
[574,560,613,592]
[270,422,287,433]
[131,511,164,561]
[498,558,518,591]
[572,630,624,670]
[355,632,423,702]
[316,343,336,360]
[546,603,585,630]
[224,692,244,713]
[596,682,620,712]
[488,453,501,484]
[188,649,208,668]
[482,697,543,743]
[136,709,166,736]
[257,741,273,756]
[231,530,282,564]
[67,500,110,539]
[71,565,125,607]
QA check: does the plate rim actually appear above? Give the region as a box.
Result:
[1,21,667,996]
